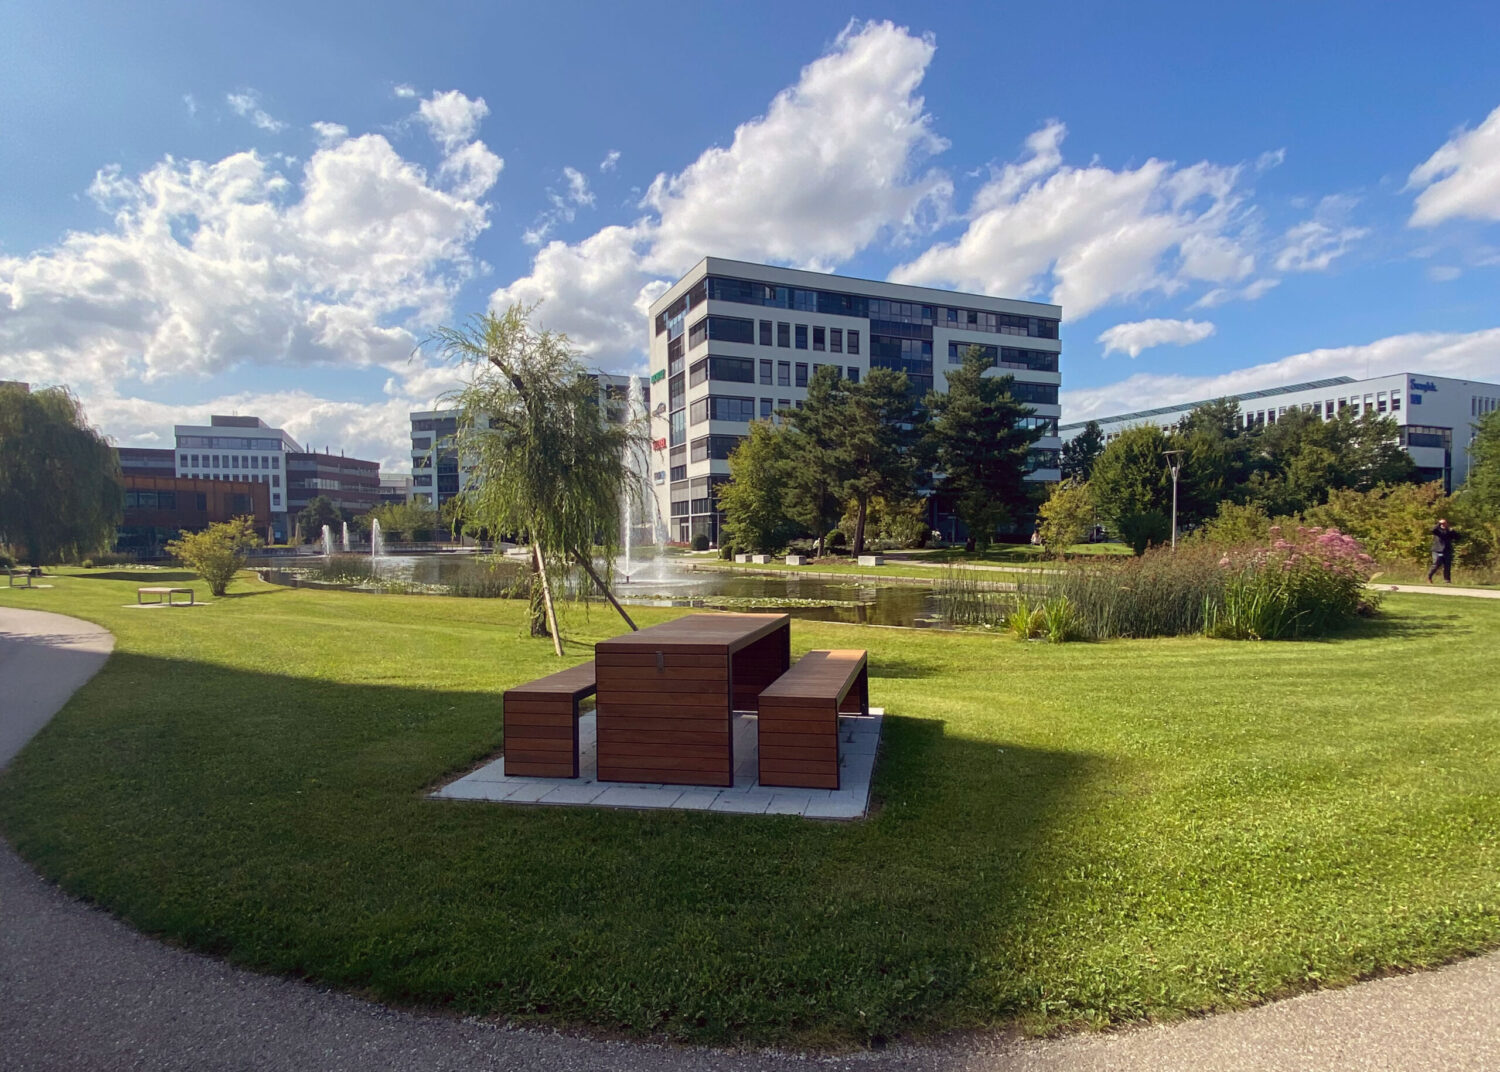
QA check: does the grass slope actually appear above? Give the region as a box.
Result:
[2,570,1497,1047]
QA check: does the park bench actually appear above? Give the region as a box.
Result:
[502,660,597,778]
[137,586,195,606]
[757,649,869,790]
[6,567,31,588]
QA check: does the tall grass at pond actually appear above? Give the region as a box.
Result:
[992,527,1378,641]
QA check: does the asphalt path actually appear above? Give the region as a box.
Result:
[2,605,1496,1071]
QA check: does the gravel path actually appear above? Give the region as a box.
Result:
[2,605,1497,1070]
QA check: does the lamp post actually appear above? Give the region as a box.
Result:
[1162,449,1184,550]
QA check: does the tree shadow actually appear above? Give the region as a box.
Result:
[0,647,1099,1049]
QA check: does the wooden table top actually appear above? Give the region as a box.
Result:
[595,613,789,655]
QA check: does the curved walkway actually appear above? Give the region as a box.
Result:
[2,607,1497,1071]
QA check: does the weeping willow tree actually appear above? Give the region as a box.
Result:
[430,304,642,656]
[0,384,123,565]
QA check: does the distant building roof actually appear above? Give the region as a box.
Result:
[1060,376,1359,431]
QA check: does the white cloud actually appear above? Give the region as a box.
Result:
[0,94,502,391]
[183,93,198,118]
[1063,327,1500,424]
[311,121,348,147]
[417,89,489,152]
[226,90,286,133]
[1273,196,1368,272]
[1428,265,1462,282]
[599,150,621,172]
[1192,277,1279,309]
[889,122,1255,318]
[493,19,951,366]
[1255,148,1286,172]
[393,83,417,99]
[1408,103,1500,226]
[1097,318,1215,358]
[523,166,598,245]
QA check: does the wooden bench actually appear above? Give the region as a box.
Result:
[137,586,194,605]
[503,660,597,778]
[757,649,869,790]
[6,567,32,588]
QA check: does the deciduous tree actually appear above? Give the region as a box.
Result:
[166,516,261,596]
[432,304,639,654]
[1089,424,1173,554]
[1060,420,1104,481]
[0,384,122,565]
[717,421,801,554]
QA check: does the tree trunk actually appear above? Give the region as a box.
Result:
[576,554,637,631]
[531,544,563,657]
[853,496,869,556]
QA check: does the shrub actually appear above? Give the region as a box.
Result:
[827,530,847,551]
[718,543,736,560]
[1115,508,1172,555]
[1038,481,1093,555]
[80,559,94,569]
[691,533,710,552]
[166,517,261,596]
[1193,501,1272,546]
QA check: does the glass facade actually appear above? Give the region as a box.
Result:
[947,341,1059,373]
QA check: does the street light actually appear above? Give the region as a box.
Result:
[1162,449,1184,550]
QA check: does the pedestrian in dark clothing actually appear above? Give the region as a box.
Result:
[1427,518,1458,583]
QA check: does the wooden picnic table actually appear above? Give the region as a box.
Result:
[594,613,790,787]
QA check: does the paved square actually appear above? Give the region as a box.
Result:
[432,707,883,820]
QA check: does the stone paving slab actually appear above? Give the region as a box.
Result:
[432,709,884,820]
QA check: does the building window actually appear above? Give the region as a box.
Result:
[231,456,239,469]
[272,456,279,469]
[795,324,808,350]
[759,359,772,385]
[777,322,790,348]
[795,362,808,387]
[778,398,791,411]
[272,474,280,488]
[847,330,860,355]
[272,494,281,507]
[1391,393,1401,411]
[778,361,791,386]
[830,328,842,353]
[847,367,859,383]
[688,315,755,348]
[812,327,825,351]
[670,464,686,481]
[690,434,745,461]
[190,454,199,467]
[760,397,773,419]
[690,358,709,387]
[759,320,772,346]
[707,355,755,383]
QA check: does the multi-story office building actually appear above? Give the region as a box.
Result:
[379,474,413,505]
[1060,372,1500,493]
[173,415,381,540]
[117,446,177,478]
[409,373,637,507]
[647,257,1063,544]
[284,451,381,523]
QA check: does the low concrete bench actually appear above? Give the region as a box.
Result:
[502,660,597,778]
[757,649,869,790]
[137,586,194,605]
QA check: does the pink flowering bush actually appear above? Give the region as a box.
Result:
[1205,525,1377,639]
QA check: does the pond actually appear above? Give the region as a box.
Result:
[254,552,955,627]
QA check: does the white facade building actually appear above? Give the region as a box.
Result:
[173,415,301,531]
[647,258,1063,544]
[1060,373,1500,492]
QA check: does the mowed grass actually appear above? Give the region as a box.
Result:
[1,570,1498,1047]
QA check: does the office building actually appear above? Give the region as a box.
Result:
[647,257,1063,544]
[379,474,413,505]
[1060,372,1500,493]
[172,415,380,541]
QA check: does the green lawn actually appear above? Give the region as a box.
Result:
[2,570,1498,1047]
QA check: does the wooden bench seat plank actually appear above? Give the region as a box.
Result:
[758,649,868,791]
[503,660,597,778]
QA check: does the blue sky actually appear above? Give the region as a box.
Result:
[3,1,1499,467]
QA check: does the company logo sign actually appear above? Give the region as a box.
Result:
[1411,380,1437,392]
[651,437,667,451]
[650,369,666,383]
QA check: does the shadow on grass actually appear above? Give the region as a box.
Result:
[0,647,1097,1048]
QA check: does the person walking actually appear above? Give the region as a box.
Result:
[1427,518,1458,583]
